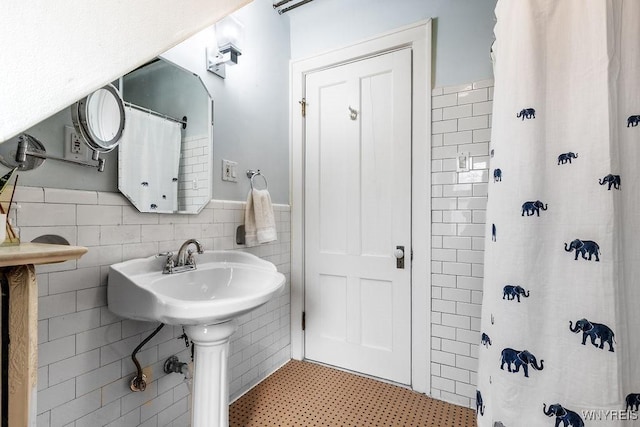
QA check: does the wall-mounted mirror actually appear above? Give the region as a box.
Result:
[0,84,125,173]
[119,58,213,214]
[71,84,125,154]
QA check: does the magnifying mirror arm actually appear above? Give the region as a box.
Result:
[16,134,106,172]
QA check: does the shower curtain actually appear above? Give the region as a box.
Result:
[477,1,640,426]
[118,106,181,212]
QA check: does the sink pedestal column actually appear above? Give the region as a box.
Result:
[184,320,238,427]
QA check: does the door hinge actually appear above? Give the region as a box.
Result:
[299,98,306,117]
[411,248,414,261]
[302,311,306,331]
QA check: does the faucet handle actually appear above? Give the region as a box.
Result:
[158,252,175,274]
[185,249,197,267]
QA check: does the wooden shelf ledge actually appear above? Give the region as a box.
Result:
[0,242,87,267]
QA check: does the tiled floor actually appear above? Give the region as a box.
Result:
[229,360,477,426]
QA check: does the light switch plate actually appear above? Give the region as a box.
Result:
[456,152,470,172]
[222,159,238,182]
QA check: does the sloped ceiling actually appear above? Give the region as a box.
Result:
[0,0,252,142]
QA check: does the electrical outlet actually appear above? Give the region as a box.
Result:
[64,126,87,160]
[222,159,238,182]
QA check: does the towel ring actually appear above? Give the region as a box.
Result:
[247,169,268,190]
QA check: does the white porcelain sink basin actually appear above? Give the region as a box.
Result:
[107,251,285,325]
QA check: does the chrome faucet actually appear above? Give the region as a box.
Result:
[177,239,204,267]
[160,239,204,274]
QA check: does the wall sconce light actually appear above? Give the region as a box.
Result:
[206,15,244,78]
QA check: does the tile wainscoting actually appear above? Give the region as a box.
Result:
[430,79,493,408]
[10,187,290,427]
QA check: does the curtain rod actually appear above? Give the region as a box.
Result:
[124,102,187,129]
[274,0,314,14]
[273,0,293,8]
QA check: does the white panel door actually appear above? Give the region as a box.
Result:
[304,49,412,384]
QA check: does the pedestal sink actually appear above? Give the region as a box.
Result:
[107,250,285,427]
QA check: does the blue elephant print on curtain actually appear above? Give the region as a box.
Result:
[599,174,621,190]
[494,168,502,182]
[557,152,578,165]
[493,423,506,427]
[517,108,536,120]
[564,239,600,261]
[626,393,640,411]
[522,200,548,216]
[543,404,584,427]
[476,390,485,415]
[481,333,492,347]
[627,115,640,127]
[503,285,530,302]
[569,318,615,352]
[500,348,544,377]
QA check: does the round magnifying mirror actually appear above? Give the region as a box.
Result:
[71,84,125,153]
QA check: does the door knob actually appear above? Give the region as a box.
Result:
[395,246,405,269]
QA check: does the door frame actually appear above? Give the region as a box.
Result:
[290,20,432,394]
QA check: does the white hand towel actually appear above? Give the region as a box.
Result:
[244,188,277,246]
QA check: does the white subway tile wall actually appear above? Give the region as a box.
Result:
[178,135,211,212]
[430,79,492,408]
[13,188,290,427]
